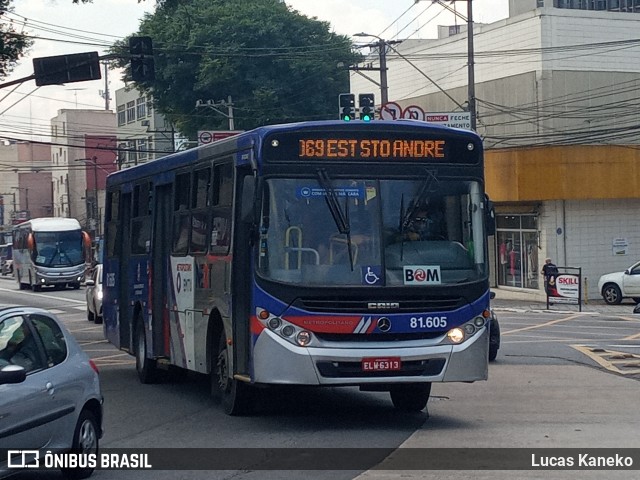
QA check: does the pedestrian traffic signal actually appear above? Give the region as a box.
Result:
[129,36,155,82]
[339,93,355,121]
[359,93,375,121]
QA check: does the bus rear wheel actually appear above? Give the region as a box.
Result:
[390,383,431,412]
[212,334,253,416]
[135,320,159,384]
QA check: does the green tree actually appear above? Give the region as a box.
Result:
[0,0,33,79]
[113,0,361,136]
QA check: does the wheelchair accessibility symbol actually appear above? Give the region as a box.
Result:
[362,266,382,285]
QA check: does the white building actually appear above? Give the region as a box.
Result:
[351,2,640,302]
[115,87,175,168]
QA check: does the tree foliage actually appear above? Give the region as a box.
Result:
[112,0,361,137]
[0,0,33,79]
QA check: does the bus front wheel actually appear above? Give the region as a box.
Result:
[390,383,431,412]
[212,334,253,416]
[135,320,159,384]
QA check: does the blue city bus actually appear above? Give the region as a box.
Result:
[102,120,495,415]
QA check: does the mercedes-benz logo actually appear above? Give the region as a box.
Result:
[377,317,391,332]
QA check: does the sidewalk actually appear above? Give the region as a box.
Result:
[491,288,637,316]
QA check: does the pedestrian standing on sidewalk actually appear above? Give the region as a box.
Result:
[541,258,558,295]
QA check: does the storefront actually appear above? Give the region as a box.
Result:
[495,214,539,290]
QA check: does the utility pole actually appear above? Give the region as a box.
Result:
[353,33,402,105]
[422,0,477,130]
[195,96,235,130]
[101,61,110,110]
[466,0,477,130]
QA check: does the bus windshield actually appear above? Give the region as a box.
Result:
[258,177,488,286]
[33,230,84,267]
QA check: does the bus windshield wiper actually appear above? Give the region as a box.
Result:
[400,170,438,232]
[316,168,354,271]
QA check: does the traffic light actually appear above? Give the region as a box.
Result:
[338,93,355,121]
[359,93,375,121]
[129,36,155,82]
[33,52,101,86]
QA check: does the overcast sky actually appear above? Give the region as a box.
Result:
[0,0,509,143]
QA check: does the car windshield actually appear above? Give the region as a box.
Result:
[34,230,84,267]
[257,177,488,286]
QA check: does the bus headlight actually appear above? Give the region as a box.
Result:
[256,307,315,347]
[296,331,311,346]
[447,328,465,344]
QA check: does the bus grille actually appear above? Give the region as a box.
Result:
[297,297,465,313]
[314,332,441,342]
[316,358,446,378]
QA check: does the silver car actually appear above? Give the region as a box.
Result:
[85,264,103,324]
[0,306,103,479]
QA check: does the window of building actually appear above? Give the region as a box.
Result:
[146,97,153,117]
[136,97,146,119]
[138,139,148,162]
[127,140,137,165]
[126,101,135,123]
[496,214,539,290]
[117,104,126,126]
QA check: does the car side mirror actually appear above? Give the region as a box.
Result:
[490,291,496,300]
[0,364,26,385]
[624,269,630,275]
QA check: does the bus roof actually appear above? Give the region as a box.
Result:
[13,217,82,232]
[106,119,482,187]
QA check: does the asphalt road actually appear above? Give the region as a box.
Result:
[1,277,639,480]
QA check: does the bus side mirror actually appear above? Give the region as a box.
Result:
[485,196,495,236]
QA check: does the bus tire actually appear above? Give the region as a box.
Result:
[60,409,99,480]
[212,334,253,416]
[390,383,431,412]
[135,320,159,384]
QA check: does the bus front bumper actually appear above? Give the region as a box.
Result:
[251,327,489,386]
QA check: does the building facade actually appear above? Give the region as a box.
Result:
[115,87,175,168]
[50,109,117,240]
[350,4,640,301]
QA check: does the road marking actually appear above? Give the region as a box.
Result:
[571,345,640,375]
[502,313,584,335]
[0,286,85,304]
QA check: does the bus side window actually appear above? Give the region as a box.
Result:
[190,167,211,253]
[106,190,120,258]
[210,162,233,253]
[172,172,191,254]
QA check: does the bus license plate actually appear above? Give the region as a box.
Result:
[362,357,401,372]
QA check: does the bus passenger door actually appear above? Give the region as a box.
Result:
[152,184,172,357]
[119,192,132,351]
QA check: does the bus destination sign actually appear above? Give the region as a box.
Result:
[298,138,445,160]
[264,130,480,164]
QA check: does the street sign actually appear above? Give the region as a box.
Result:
[197,130,243,146]
[379,102,402,120]
[402,105,425,120]
[424,112,472,130]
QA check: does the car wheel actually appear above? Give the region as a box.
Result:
[135,319,159,384]
[390,383,431,412]
[602,284,622,305]
[211,333,253,415]
[60,410,99,480]
[87,308,94,322]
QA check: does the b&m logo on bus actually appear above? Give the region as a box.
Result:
[403,265,441,285]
